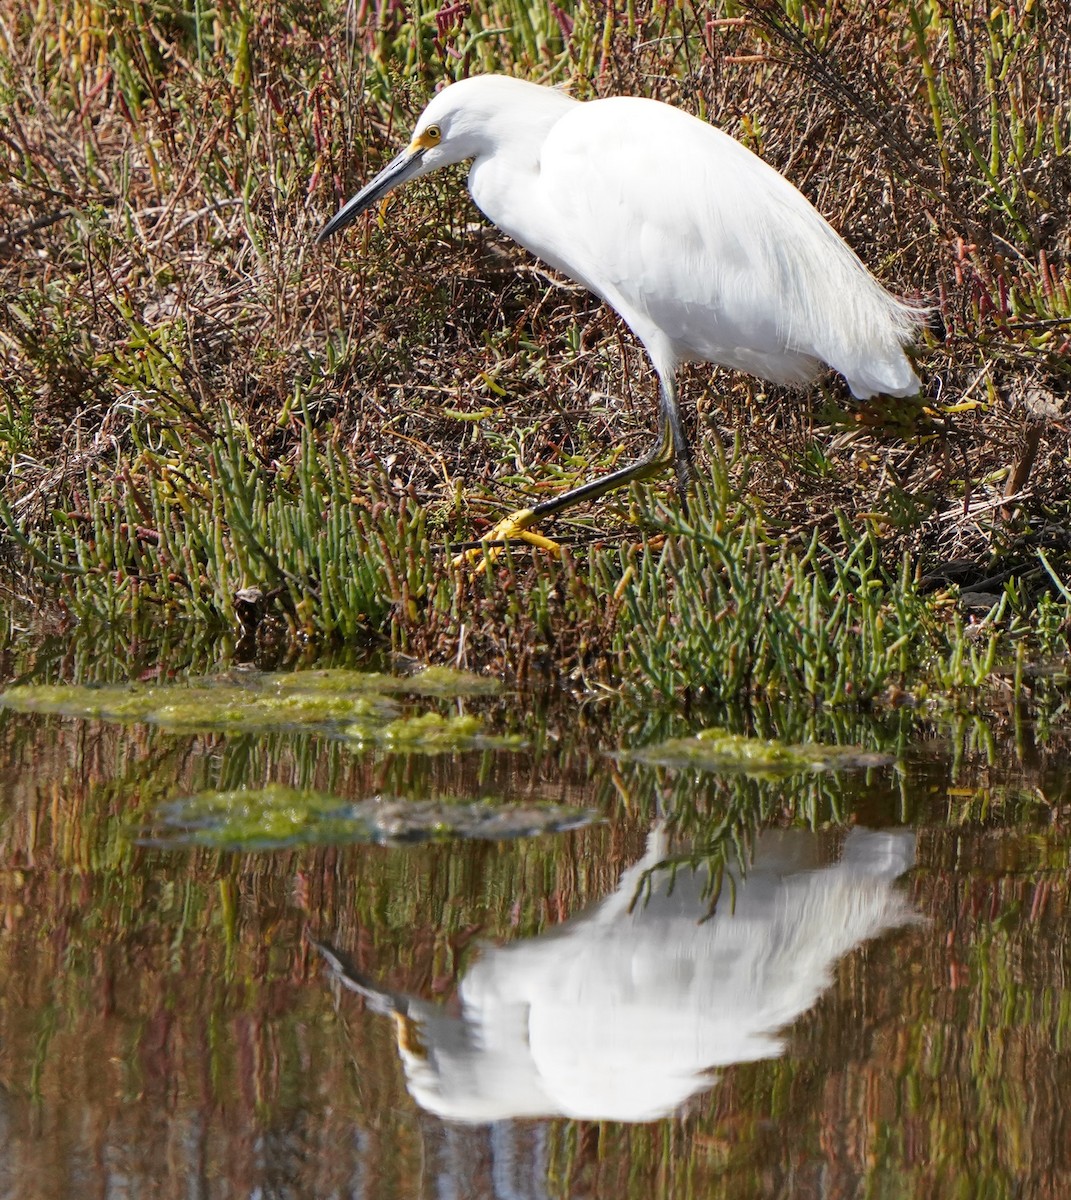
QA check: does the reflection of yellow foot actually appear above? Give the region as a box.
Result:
[452,507,563,574]
[394,1012,428,1060]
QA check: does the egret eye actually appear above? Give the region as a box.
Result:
[425,124,441,142]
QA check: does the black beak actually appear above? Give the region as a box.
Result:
[315,145,427,243]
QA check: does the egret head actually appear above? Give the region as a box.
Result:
[315,76,577,244]
[314,82,492,243]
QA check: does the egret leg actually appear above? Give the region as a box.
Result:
[657,375,693,510]
[453,376,692,571]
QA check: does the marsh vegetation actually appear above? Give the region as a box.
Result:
[1,0,1070,700]
[2,5,1071,1196]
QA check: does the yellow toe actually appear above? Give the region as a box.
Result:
[452,508,562,574]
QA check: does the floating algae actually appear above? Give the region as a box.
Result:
[0,666,506,741]
[627,728,895,775]
[269,665,502,698]
[0,682,392,733]
[343,711,524,753]
[141,784,591,850]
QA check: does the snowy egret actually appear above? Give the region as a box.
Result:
[317,75,923,551]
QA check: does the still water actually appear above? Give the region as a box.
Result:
[0,638,1069,1198]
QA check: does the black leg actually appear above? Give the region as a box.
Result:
[453,371,691,568]
[658,375,693,511]
[527,373,689,522]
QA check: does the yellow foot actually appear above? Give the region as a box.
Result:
[394,1011,428,1060]
[452,507,562,575]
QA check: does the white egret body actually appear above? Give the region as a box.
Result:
[318,76,922,536]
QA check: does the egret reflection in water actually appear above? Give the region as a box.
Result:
[318,826,917,1124]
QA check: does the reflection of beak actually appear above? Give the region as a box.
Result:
[315,144,427,243]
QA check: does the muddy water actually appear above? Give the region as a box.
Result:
[0,642,1069,1198]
